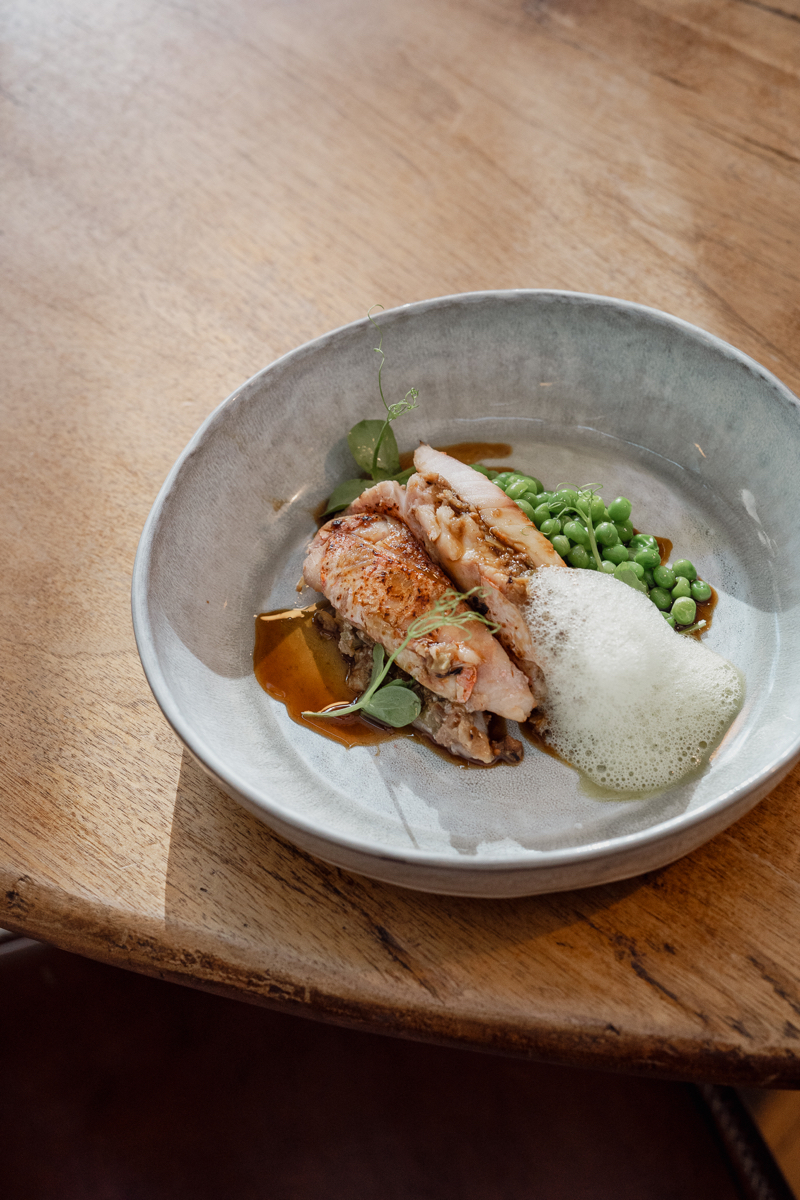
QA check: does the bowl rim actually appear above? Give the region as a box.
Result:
[131,287,800,878]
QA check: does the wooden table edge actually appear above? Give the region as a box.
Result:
[3,869,797,1089]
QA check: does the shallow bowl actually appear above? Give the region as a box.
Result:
[132,290,800,896]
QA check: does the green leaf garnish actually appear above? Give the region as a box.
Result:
[362,684,421,727]
[321,478,371,517]
[321,308,420,517]
[347,419,401,478]
[302,588,498,728]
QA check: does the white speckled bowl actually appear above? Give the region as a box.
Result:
[131,291,800,896]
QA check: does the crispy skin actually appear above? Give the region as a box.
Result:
[303,512,533,721]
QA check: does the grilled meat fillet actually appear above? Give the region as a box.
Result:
[303,511,534,722]
[349,446,565,694]
[314,606,523,764]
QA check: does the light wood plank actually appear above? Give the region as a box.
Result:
[2,0,800,1084]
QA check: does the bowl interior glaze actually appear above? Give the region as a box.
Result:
[132,291,800,896]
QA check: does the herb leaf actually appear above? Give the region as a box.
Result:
[368,643,386,687]
[302,588,499,728]
[348,420,400,478]
[362,685,422,727]
[321,478,370,517]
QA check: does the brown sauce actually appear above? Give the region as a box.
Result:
[254,605,400,748]
[690,585,719,639]
[518,721,565,763]
[398,441,513,471]
[253,604,501,765]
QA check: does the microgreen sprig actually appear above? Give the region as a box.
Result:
[366,305,419,479]
[321,307,420,517]
[552,482,605,570]
[302,589,498,728]
[678,619,707,636]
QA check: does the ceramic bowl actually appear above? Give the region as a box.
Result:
[131,291,800,896]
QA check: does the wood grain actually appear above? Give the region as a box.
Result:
[2,0,800,1085]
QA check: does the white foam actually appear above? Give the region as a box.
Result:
[524,568,744,793]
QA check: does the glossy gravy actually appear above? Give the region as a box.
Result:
[253,604,505,765]
[398,441,513,471]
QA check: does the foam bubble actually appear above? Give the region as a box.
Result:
[524,567,744,793]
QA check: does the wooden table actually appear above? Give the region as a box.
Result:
[2,0,799,1088]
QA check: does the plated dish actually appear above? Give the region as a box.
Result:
[262,435,742,789]
[131,290,800,896]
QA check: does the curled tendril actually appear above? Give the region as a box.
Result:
[366,305,420,478]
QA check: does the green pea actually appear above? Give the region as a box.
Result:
[516,499,536,520]
[567,545,590,569]
[537,491,555,507]
[493,472,515,487]
[642,569,656,588]
[614,519,635,543]
[673,558,697,582]
[506,478,532,500]
[671,577,692,600]
[521,475,543,495]
[485,469,500,479]
[471,464,492,477]
[618,560,645,579]
[608,497,632,522]
[521,490,541,510]
[691,579,712,602]
[629,533,658,551]
[595,522,620,547]
[650,586,672,611]
[551,534,571,558]
[533,504,552,527]
[633,546,661,571]
[602,544,629,565]
[600,561,617,574]
[663,613,677,629]
[563,519,590,547]
[578,493,606,524]
[584,554,598,570]
[671,596,697,625]
[550,488,580,514]
[653,564,676,589]
[539,518,561,537]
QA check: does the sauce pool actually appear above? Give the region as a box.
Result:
[253,605,400,748]
[253,604,505,765]
[398,441,513,471]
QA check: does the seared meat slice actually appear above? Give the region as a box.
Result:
[350,447,565,696]
[314,607,523,764]
[304,511,534,722]
[412,445,565,569]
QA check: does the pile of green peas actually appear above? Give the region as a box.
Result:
[471,464,712,630]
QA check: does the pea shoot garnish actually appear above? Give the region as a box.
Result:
[302,589,498,728]
[322,307,420,517]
